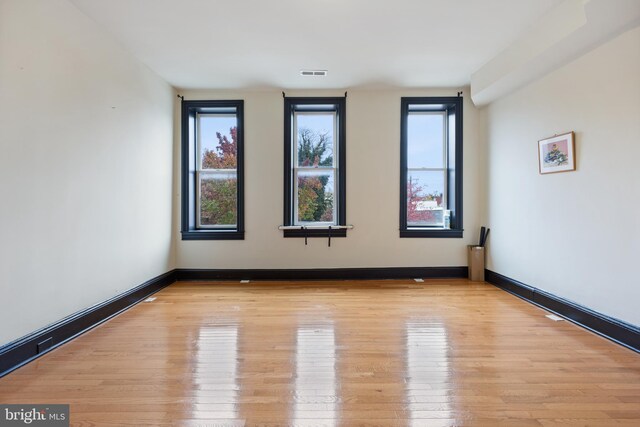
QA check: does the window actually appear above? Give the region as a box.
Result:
[400,97,462,238]
[283,97,347,238]
[181,100,244,240]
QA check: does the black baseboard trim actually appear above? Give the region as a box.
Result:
[0,266,467,378]
[0,270,177,378]
[485,269,640,353]
[176,266,468,281]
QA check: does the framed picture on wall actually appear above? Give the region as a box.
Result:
[538,131,576,174]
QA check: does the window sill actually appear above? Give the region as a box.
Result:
[400,228,463,238]
[182,230,244,241]
[283,228,347,238]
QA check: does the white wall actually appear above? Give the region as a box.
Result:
[175,88,485,269]
[484,27,640,326]
[0,0,175,344]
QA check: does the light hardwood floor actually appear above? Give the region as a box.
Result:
[0,280,638,426]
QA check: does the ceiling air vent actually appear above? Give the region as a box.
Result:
[300,70,328,77]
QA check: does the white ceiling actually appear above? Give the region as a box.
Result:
[70,0,562,90]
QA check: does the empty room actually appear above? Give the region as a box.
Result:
[1,0,639,426]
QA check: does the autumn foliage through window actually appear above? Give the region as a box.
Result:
[400,97,462,237]
[283,98,346,236]
[407,177,443,224]
[297,127,334,222]
[200,126,238,226]
[181,100,243,240]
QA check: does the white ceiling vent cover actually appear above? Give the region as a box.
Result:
[300,70,328,76]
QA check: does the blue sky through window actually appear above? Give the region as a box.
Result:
[296,113,335,166]
[407,113,444,169]
[199,115,237,163]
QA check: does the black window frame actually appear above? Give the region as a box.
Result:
[283,97,347,238]
[181,99,244,240]
[400,96,463,238]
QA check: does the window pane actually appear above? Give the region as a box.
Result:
[296,170,334,223]
[407,112,445,169]
[200,173,237,226]
[407,170,444,226]
[199,114,237,170]
[296,113,335,167]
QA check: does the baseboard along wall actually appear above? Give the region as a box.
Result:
[485,269,639,353]
[1,266,636,378]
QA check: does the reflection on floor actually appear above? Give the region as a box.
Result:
[406,321,452,425]
[0,279,638,426]
[294,323,337,427]
[196,324,239,420]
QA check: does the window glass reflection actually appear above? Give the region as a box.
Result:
[196,324,239,420]
[293,323,338,426]
[406,321,452,425]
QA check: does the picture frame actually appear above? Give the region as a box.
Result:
[538,131,576,175]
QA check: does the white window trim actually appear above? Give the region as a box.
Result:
[196,112,238,229]
[406,110,448,228]
[292,111,339,226]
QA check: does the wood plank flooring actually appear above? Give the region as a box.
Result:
[0,279,638,426]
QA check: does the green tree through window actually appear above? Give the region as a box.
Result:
[200,127,238,226]
[181,99,244,240]
[283,97,346,238]
[297,127,333,222]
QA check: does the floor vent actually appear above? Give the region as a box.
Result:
[37,337,53,354]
